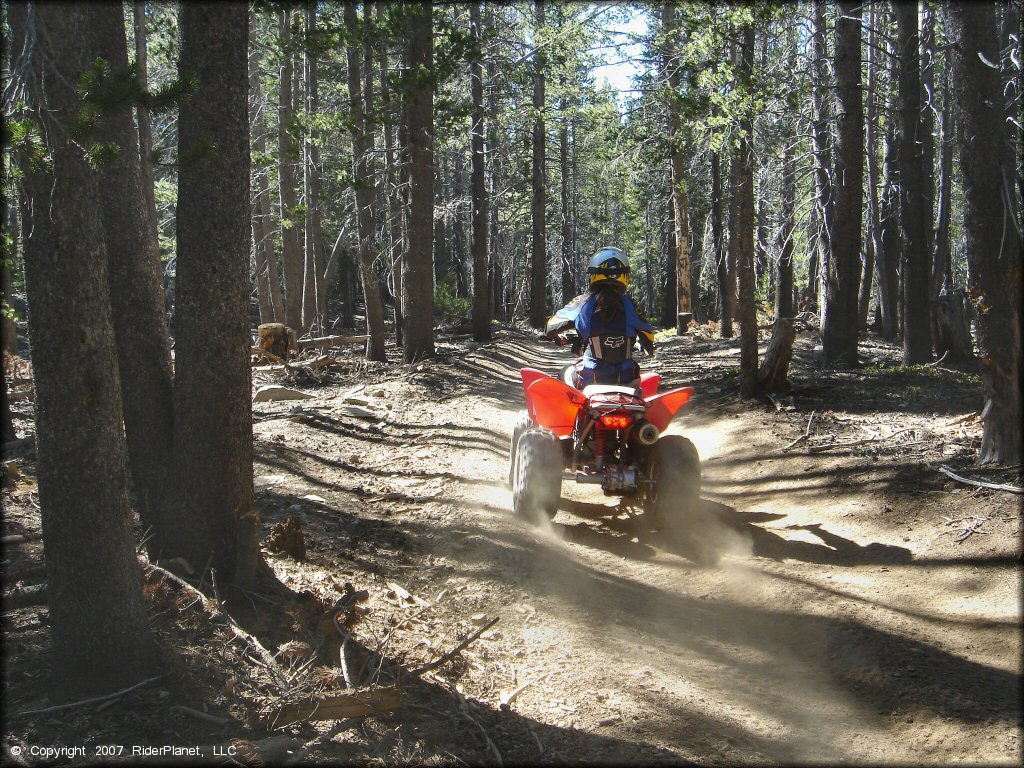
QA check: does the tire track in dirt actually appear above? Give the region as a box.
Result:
[394,331,1020,764]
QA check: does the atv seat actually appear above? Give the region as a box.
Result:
[582,384,642,399]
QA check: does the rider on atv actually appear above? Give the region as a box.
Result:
[542,247,656,389]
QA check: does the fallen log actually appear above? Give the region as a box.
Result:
[295,334,369,351]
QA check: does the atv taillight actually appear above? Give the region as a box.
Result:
[599,414,632,430]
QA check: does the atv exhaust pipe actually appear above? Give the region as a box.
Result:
[633,419,660,446]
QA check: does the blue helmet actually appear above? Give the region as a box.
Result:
[587,247,629,291]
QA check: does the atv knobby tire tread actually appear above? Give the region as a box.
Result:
[512,429,562,524]
[507,409,534,486]
[647,435,701,531]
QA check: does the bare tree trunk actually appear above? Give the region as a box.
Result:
[470,1,491,341]
[1,195,19,356]
[662,1,692,333]
[91,1,177,556]
[920,2,937,264]
[343,3,387,362]
[174,2,256,580]
[726,150,740,335]
[896,1,933,363]
[278,10,304,332]
[661,198,678,327]
[933,54,955,296]
[528,0,547,329]
[821,0,863,367]
[711,146,730,334]
[249,22,282,324]
[134,1,160,255]
[560,100,573,305]
[402,3,436,361]
[865,0,884,329]
[303,4,326,331]
[451,155,469,298]
[735,23,758,398]
[13,1,156,695]
[759,89,797,394]
[876,18,902,342]
[949,4,1023,464]
[810,0,833,322]
[378,4,405,346]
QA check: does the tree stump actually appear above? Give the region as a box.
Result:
[930,291,975,364]
[757,317,796,392]
[258,323,294,361]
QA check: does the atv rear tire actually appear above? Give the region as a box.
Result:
[507,409,534,486]
[512,429,562,524]
[645,435,701,532]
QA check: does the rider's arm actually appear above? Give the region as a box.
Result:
[625,296,655,355]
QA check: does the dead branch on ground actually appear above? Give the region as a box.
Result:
[938,465,1023,494]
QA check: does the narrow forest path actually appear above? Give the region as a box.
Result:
[251,327,1020,764]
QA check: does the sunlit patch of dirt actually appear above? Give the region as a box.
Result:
[3,323,1020,763]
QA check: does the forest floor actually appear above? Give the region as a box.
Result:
[2,321,1021,765]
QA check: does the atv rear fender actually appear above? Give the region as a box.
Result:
[644,387,694,432]
[520,368,584,438]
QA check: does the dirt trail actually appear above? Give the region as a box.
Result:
[250,328,1020,764]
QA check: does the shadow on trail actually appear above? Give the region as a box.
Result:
[430,519,1020,751]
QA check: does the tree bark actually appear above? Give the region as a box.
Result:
[133,1,160,256]
[343,3,387,362]
[810,0,833,322]
[277,10,304,332]
[661,198,678,327]
[560,101,573,305]
[821,0,862,368]
[378,4,405,346]
[662,1,692,333]
[932,49,955,297]
[896,1,933,364]
[529,0,547,329]
[949,4,1023,464]
[2,195,19,356]
[302,4,326,332]
[735,23,758,398]
[402,2,436,362]
[13,1,156,695]
[872,3,897,339]
[470,2,491,341]
[865,0,884,329]
[89,2,177,557]
[711,145,730,334]
[249,22,284,324]
[174,2,256,579]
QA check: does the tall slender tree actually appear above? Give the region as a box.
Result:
[948,4,1022,464]
[809,0,833,317]
[529,0,548,329]
[302,4,326,331]
[735,20,757,398]
[821,0,862,367]
[277,9,304,331]
[133,1,160,253]
[402,2,436,361]
[90,2,176,556]
[896,1,932,363]
[12,1,156,695]
[344,3,387,362]
[662,1,692,333]
[173,1,257,580]
[470,1,491,341]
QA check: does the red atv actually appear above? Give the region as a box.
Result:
[508,340,701,537]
